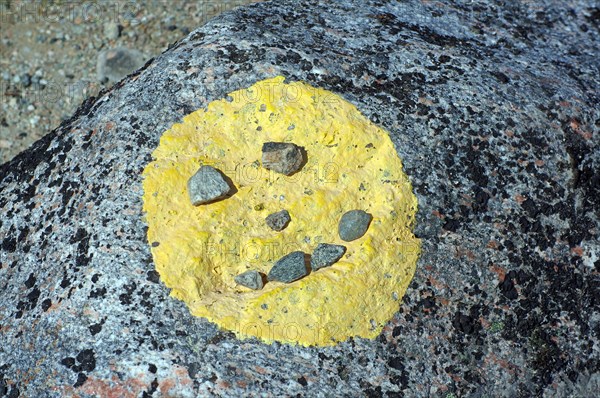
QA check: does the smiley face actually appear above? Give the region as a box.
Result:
[142,76,420,346]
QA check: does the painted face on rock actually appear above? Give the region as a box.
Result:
[142,76,420,346]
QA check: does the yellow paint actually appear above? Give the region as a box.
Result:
[142,76,420,346]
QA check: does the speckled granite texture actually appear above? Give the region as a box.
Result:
[1,0,599,397]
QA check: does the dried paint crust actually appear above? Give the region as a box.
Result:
[142,76,420,346]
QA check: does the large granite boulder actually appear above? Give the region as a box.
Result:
[1,0,598,396]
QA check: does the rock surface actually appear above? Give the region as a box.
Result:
[268,251,309,283]
[234,270,264,290]
[338,210,372,241]
[265,209,291,231]
[187,165,233,205]
[261,142,304,175]
[0,1,599,397]
[311,243,346,271]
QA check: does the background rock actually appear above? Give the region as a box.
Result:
[0,0,599,397]
[103,22,121,41]
[96,47,146,84]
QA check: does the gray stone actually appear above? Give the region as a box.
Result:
[20,73,31,88]
[338,210,372,242]
[187,165,233,205]
[268,251,308,283]
[311,243,346,271]
[103,22,120,41]
[234,270,264,290]
[261,142,304,175]
[96,47,145,83]
[265,209,291,231]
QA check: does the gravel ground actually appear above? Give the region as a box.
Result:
[0,0,260,164]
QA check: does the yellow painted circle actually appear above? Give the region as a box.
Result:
[142,76,420,346]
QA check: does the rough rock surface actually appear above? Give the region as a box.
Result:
[311,243,346,271]
[187,165,233,205]
[338,210,373,242]
[0,1,599,397]
[267,251,309,283]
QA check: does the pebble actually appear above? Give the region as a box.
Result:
[261,142,304,175]
[187,165,233,205]
[311,243,346,271]
[103,22,121,40]
[96,47,146,83]
[268,251,308,283]
[234,270,264,290]
[265,210,291,231]
[338,210,372,241]
[20,73,31,88]
[29,116,40,126]
[0,139,13,149]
